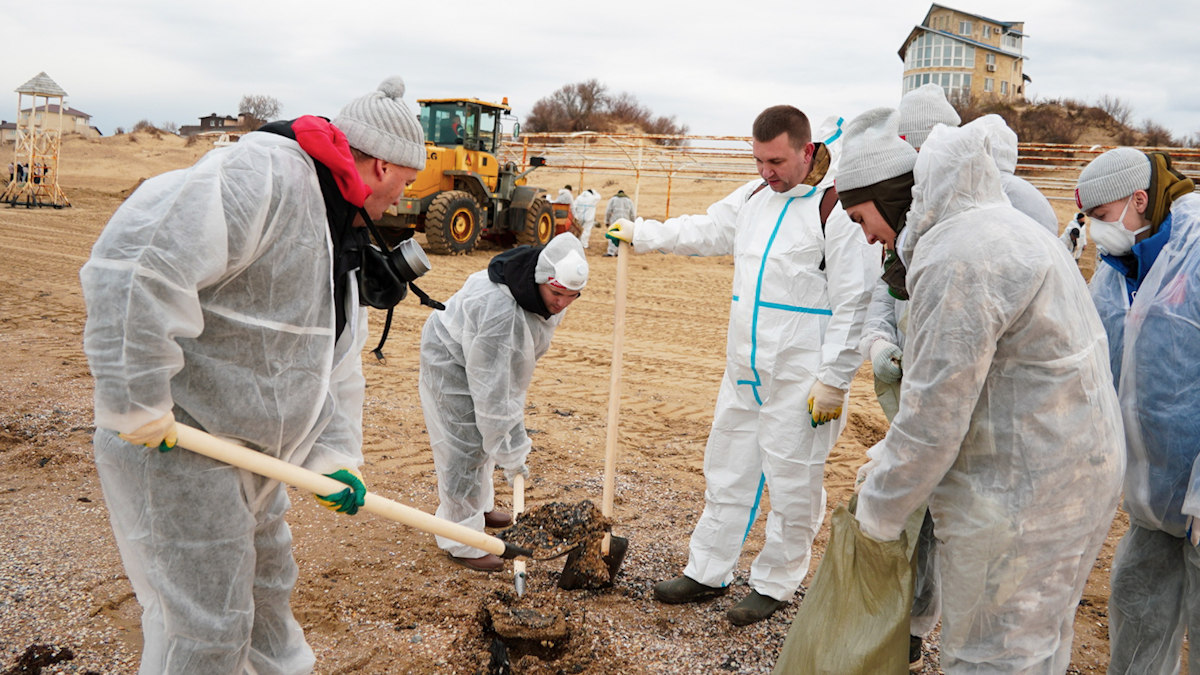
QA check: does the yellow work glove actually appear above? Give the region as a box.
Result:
[315,468,367,515]
[605,218,635,244]
[1188,516,1199,547]
[119,411,178,452]
[807,381,847,428]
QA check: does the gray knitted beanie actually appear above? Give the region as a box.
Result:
[898,83,962,150]
[1075,147,1150,211]
[333,76,426,170]
[836,107,918,193]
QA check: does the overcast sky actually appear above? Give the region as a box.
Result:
[9,0,1198,141]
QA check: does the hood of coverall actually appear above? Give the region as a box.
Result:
[900,119,1010,267]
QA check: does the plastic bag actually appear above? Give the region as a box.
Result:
[772,500,919,675]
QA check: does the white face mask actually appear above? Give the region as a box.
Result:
[1089,196,1149,256]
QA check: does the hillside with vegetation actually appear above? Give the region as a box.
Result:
[952,94,1197,148]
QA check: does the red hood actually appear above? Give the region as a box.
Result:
[291,115,372,207]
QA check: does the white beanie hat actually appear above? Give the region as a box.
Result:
[899,83,962,150]
[1075,147,1151,211]
[535,233,589,290]
[333,76,426,170]
[836,107,918,193]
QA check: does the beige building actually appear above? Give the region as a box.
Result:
[898,4,1029,103]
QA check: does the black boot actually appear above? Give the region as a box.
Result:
[653,575,727,604]
[726,590,784,626]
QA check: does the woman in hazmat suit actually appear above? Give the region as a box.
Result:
[1075,147,1200,675]
[420,233,587,571]
[840,108,1124,672]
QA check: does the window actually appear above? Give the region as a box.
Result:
[904,32,976,69]
[984,79,994,93]
[986,53,996,65]
[903,71,972,100]
[982,25,992,38]
[1003,33,1021,50]
[959,20,973,35]
[1001,81,1008,95]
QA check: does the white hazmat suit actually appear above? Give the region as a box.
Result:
[80,130,369,674]
[854,121,1125,672]
[420,234,586,558]
[975,114,1059,236]
[631,117,878,602]
[604,192,636,256]
[572,188,602,248]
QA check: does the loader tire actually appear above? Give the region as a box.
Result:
[516,198,555,247]
[425,191,481,255]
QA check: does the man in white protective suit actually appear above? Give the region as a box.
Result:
[603,189,636,257]
[420,233,587,572]
[607,104,878,626]
[867,89,1062,670]
[572,187,602,249]
[80,77,429,674]
[841,108,1124,673]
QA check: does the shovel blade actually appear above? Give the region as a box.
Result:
[557,535,629,590]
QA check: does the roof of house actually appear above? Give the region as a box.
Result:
[18,104,91,119]
[923,3,1025,37]
[14,72,67,97]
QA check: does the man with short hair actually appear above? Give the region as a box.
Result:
[421,233,588,572]
[81,76,427,674]
[608,105,877,625]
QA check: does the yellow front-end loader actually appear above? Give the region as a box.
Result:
[379,97,556,255]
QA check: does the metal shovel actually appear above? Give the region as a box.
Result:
[558,239,630,589]
[172,423,531,560]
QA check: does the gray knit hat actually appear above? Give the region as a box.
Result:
[836,107,918,193]
[898,83,961,150]
[1075,147,1151,211]
[333,76,426,170]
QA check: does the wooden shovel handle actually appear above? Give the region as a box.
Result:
[601,241,630,554]
[513,473,526,581]
[173,423,526,558]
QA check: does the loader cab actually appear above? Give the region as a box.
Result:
[419,98,508,154]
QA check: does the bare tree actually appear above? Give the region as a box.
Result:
[525,80,687,144]
[160,121,180,135]
[238,94,282,130]
[1097,95,1133,128]
[1141,120,1178,148]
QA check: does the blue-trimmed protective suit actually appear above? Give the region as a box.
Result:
[631,117,878,602]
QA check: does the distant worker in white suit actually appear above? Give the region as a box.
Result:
[572,188,601,248]
[607,104,877,626]
[603,189,636,257]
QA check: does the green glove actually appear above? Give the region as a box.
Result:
[315,468,366,515]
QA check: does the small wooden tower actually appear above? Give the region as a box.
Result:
[2,72,71,208]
